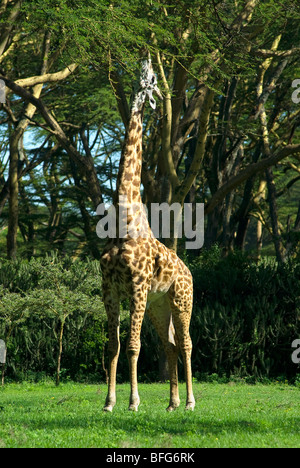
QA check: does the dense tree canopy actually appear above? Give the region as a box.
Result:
[0,0,299,260]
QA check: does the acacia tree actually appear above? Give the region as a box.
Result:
[0,0,158,258]
[0,0,299,259]
[135,0,300,256]
[0,1,82,258]
[155,1,300,258]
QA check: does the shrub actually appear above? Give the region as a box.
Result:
[0,254,109,383]
[189,249,300,380]
[0,250,299,383]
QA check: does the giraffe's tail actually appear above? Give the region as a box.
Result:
[168,315,177,347]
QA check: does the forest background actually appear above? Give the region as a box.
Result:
[0,0,299,384]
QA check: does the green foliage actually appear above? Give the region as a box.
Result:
[21,0,163,70]
[0,255,109,382]
[1,0,300,259]
[188,248,300,380]
[0,251,299,383]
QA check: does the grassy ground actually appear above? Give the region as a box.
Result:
[0,381,299,448]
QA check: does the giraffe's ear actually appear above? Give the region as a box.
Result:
[149,93,157,110]
[154,84,163,101]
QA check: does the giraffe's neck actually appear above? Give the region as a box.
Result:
[115,109,151,239]
[117,110,143,201]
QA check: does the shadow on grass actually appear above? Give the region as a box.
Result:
[1,383,299,447]
[11,407,300,439]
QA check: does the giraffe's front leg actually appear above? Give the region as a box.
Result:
[103,294,120,412]
[127,340,141,412]
[126,289,147,411]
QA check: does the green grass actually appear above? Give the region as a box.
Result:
[0,381,299,448]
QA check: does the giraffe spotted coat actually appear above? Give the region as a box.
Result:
[100,60,195,412]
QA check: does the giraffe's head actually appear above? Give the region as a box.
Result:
[132,58,163,112]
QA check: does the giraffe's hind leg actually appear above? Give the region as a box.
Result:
[168,279,195,411]
[147,295,181,411]
[103,290,120,412]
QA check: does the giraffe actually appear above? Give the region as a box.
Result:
[100,58,195,412]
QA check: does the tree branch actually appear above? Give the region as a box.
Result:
[14,64,78,88]
[109,69,130,129]
[229,0,258,33]
[0,0,22,56]
[174,87,215,203]
[156,50,180,191]
[205,144,300,215]
[0,73,103,208]
[253,48,300,58]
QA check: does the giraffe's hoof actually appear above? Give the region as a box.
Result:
[166,406,176,412]
[185,402,195,411]
[103,405,114,412]
[128,404,139,412]
[166,403,180,412]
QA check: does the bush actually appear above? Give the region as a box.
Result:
[0,254,111,383]
[0,249,299,383]
[189,248,300,381]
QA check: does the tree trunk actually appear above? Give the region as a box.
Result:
[205,205,223,248]
[5,32,51,258]
[256,219,263,259]
[19,183,36,258]
[1,363,5,386]
[284,202,300,259]
[7,132,19,259]
[235,216,250,251]
[69,156,100,259]
[56,319,65,386]
[265,168,285,262]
